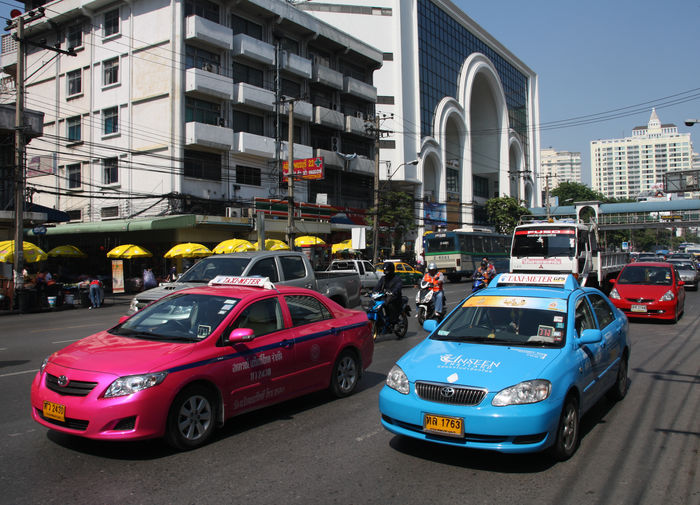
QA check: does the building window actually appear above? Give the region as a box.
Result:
[67,24,82,50]
[67,69,81,97]
[281,79,301,99]
[67,116,81,142]
[232,110,264,135]
[473,175,489,198]
[103,158,118,185]
[66,209,81,221]
[103,58,119,86]
[233,63,264,88]
[185,45,220,72]
[236,165,261,186]
[231,14,262,40]
[185,97,220,125]
[103,107,118,135]
[101,206,119,218]
[279,37,299,55]
[184,149,221,181]
[67,163,81,188]
[104,9,120,37]
[446,168,459,193]
[185,0,219,23]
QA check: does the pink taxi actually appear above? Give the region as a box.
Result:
[31,277,373,450]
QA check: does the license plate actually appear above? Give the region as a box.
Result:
[43,401,65,422]
[423,413,464,437]
[631,304,647,313]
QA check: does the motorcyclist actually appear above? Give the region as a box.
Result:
[375,261,403,325]
[474,257,496,285]
[422,262,445,317]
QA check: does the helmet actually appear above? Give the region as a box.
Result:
[428,262,437,271]
[481,258,488,267]
[383,262,395,275]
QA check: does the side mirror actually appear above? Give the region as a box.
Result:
[118,315,130,324]
[609,278,616,285]
[423,319,438,333]
[678,280,685,286]
[579,328,602,345]
[228,328,255,344]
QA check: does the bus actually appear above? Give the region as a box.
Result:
[424,229,511,282]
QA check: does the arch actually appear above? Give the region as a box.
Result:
[508,132,526,200]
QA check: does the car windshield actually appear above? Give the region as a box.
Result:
[618,266,672,285]
[178,257,251,282]
[430,296,567,348]
[111,293,240,341]
[512,227,576,258]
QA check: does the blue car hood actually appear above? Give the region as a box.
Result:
[398,339,562,391]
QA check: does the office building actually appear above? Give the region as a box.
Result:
[540,148,582,188]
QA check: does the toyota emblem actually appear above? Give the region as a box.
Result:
[57,375,69,387]
[440,386,455,398]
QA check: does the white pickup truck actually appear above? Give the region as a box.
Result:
[327,259,380,291]
[129,251,362,313]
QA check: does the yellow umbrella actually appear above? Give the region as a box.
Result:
[47,244,88,258]
[213,239,256,254]
[0,240,48,263]
[294,235,326,247]
[253,239,290,251]
[106,244,153,259]
[332,239,354,254]
[164,242,212,258]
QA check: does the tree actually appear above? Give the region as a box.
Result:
[485,196,530,234]
[369,190,417,257]
[550,182,607,204]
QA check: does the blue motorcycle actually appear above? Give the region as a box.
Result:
[366,291,410,340]
[472,273,488,293]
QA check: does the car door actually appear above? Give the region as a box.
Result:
[572,295,606,411]
[222,296,295,414]
[247,257,280,283]
[673,267,685,312]
[362,261,379,290]
[278,254,311,288]
[281,293,339,393]
[587,293,621,393]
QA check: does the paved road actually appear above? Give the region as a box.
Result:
[0,284,698,505]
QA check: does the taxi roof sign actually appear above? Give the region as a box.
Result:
[495,273,579,290]
[208,276,275,289]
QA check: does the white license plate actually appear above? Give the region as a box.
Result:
[631,304,647,313]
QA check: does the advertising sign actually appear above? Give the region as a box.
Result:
[111,260,125,294]
[282,157,324,181]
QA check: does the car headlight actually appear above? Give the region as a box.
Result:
[492,379,551,406]
[609,287,620,300]
[104,372,168,398]
[660,290,675,301]
[386,364,409,395]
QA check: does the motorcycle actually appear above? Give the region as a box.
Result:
[366,291,410,340]
[415,280,447,325]
[472,273,488,293]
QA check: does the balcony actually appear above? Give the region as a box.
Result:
[232,33,275,66]
[185,122,233,151]
[185,67,233,101]
[311,63,343,90]
[281,141,313,161]
[313,106,344,130]
[185,16,232,51]
[232,131,276,158]
[282,100,313,122]
[232,83,275,112]
[281,51,312,79]
[343,76,377,102]
[345,115,370,136]
[314,149,374,175]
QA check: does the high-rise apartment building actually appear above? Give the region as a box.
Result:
[591,109,693,200]
[540,148,582,187]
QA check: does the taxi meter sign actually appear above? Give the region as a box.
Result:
[283,157,324,181]
[497,273,569,286]
[208,276,275,289]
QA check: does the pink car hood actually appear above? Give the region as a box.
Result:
[50,331,196,376]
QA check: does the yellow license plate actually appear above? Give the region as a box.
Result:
[43,401,65,422]
[423,413,464,437]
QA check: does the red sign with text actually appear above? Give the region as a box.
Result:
[282,157,324,181]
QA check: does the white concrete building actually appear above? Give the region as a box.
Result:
[298,0,540,245]
[591,109,693,200]
[1,0,381,239]
[540,148,582,188]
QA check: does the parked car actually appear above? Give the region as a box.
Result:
[609,262,686,322]
[327,259,380,291]
[379,273,630,460]
[667,252,696,264]
[375,261,423,286]
[666,259,699,290]
[129,251,362,313]
[32,278,374,450]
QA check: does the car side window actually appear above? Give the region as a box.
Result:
[248,257,279,282]
[574,297,597,337]
[357,262,365,275]
[231,298,283,336]
[588,294,615,329]
[279,255,306,281]
[284,295,331,327]
[364,261,375,273]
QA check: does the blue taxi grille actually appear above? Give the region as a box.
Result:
[415,381,486,406]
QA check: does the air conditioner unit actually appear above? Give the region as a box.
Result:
[331,136,340,151]
[202,63,213,72]
[225,206,240,218]
[366,114,375,121]
[355,111,364,119]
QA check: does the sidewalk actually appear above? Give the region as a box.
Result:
[0,292,133,316]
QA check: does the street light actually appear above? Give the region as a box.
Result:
[685,119,699,127]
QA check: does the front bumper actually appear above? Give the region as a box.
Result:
[378,384,561,453]
[612,298,678,320]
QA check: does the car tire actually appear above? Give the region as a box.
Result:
[550,395,580,461]
[165,385,216,451]
[417,307,426,326]
[606,356,628,402]
[394,312,408,339]
[330,350,360,398]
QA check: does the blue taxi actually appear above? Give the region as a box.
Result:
[379,273,630,460]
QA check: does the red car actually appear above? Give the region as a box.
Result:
[31,277,373,450]
[609,262,685,322]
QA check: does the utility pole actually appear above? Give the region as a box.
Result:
[368,114,393,264]
[544,173,551,219]
[286,100,294,248]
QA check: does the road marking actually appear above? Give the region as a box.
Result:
[355,429,382,442]
[28,323,104,334]
[0,369,38,378]
[52,339,81,344]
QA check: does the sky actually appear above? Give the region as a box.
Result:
[456,0,700,184]
[1,0,699,185]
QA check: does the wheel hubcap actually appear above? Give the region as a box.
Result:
[178,395,212,441]
[561,406,577,450]
[337,357,357,392]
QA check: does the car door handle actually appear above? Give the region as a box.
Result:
[281,339,294,348]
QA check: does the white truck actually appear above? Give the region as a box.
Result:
[326,259,380,291]
[510,216,628,290]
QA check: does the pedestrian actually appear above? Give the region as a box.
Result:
[167,266,177,282]
[89,277,103,309]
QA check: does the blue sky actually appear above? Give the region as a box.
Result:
[2,0,699,185]
[458,0,700,184]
